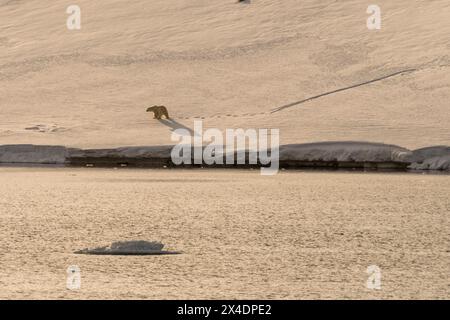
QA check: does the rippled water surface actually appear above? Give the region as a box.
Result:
[0,168,448,299]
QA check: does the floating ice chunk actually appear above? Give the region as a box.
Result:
[110,240,164,251]
[75,240,181,255]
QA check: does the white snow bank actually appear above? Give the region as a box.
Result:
[68,146,173,158]
[0,144,71,164]
[407,146,450,170]
[408,155,450,171]
[2,143,449,170]
[408,146,450,161]
[279,142,411,162]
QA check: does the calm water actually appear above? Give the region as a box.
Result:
[0,168,448,299]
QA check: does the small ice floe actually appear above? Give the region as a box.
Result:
[74,240,181,255]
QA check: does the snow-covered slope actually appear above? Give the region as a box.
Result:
[0,0,449,148]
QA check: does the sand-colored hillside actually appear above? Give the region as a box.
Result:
[1,0,449,148]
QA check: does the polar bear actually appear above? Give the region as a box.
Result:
[146,105,170,120]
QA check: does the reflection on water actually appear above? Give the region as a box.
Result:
[0,168,448,299]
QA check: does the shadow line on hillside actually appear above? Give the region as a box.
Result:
[158,119,195,136]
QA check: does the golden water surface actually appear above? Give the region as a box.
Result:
[0,168,448,299]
